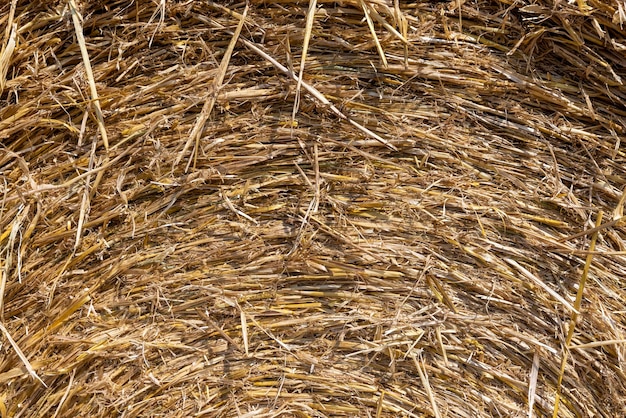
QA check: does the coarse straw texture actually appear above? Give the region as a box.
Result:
[1,0,626,417]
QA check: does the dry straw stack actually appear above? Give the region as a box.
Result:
[1,0,625,416]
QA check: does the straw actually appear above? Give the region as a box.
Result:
[1,0,625,416]
[68,0,109,150]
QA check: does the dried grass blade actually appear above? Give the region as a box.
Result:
[0,0,18,94]
[558,216,623,243]
[74,139,97,250]
[0,23,17,95]
[435,326,448,366]
[52,369,75,418]
[47,294,91,335]
[612,186,626,220]
[528,349,540,418]
[2,0,17,40]
[197,309,243,353]
[292,0,317,121]
[376,390,385,418]
[176,4,249,172]
[247,314,291,352]
[570,339,626,349]
[147,0,166,48]
[426,274,457,313]
[240,307,249,357]
[570,211,603,327]
[412,354,441,418]
[0,204,28,321]
[368,3,409,46]
[313,143,320,213]
[68,0,109,150]
[360,0,388,68]
[0,322,46,387]
[6,138,140,203]
[393,0,409,65]
[552,211,602,418]
[505,258,578,314]
[576,0,592,14]
[244,36,396,150]
[221,189,258,225]
[206,17,397,151]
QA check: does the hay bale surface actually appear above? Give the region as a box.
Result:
[1,0,625,416]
